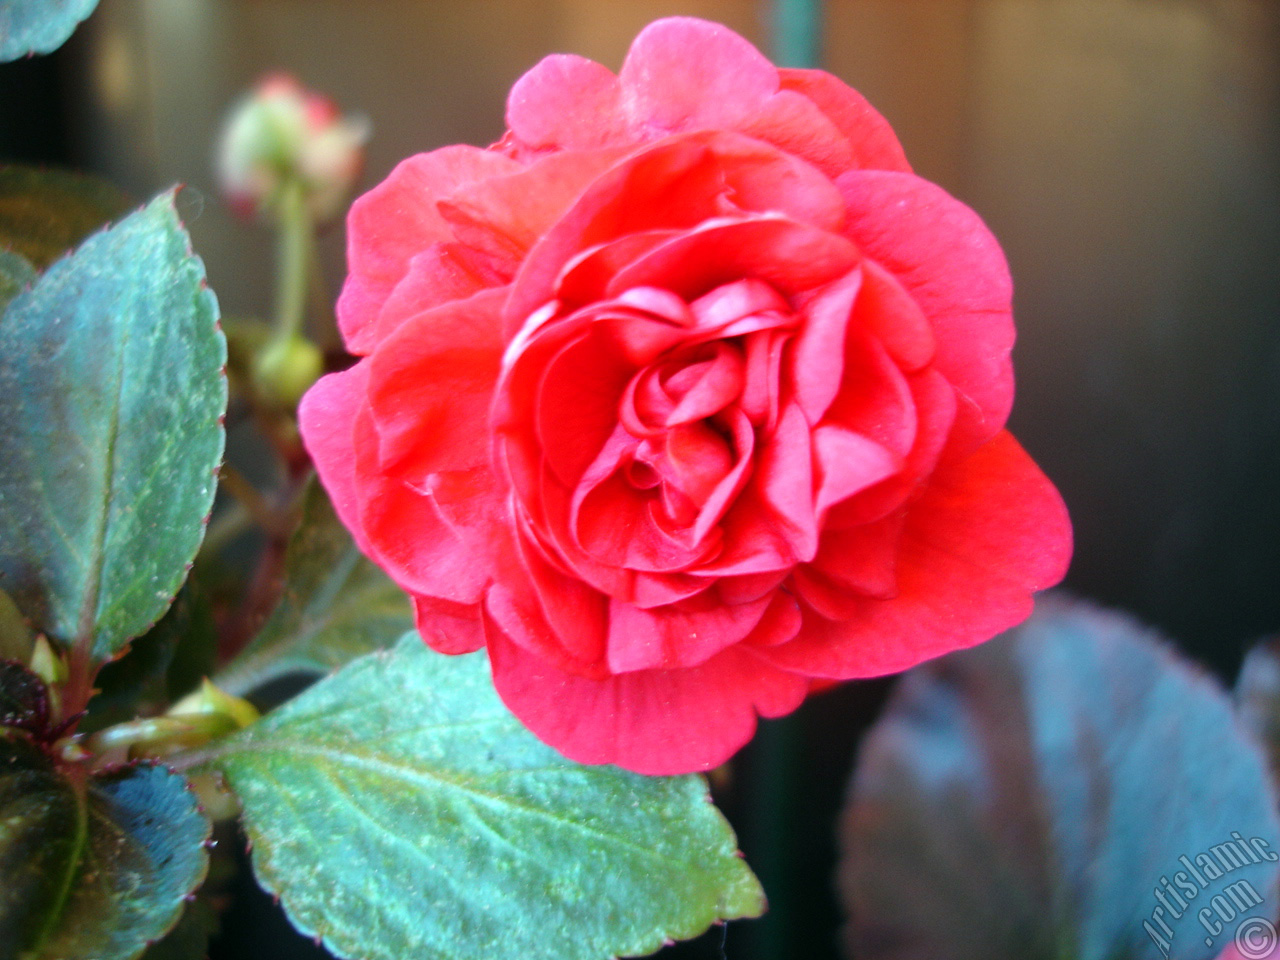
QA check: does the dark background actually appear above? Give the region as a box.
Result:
[3,1,1277,957]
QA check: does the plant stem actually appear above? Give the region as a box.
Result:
[272,177,313,338]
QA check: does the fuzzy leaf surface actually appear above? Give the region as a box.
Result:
[206,635,764,960]
[0,743,210,960]
[0,191,226,661]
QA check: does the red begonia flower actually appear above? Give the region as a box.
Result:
[300,17,1072,775]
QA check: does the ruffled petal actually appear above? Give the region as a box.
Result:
[413,596,485,655]
[506,131,846,333]
[488,625,809,774]
[367,288,506,476]
[437,149,626,268]
[298,364,374,556]
[838,170,1014,456]
[778,68,911,173]
[605,591,773,673]
[606,215,859,302]
[351,403,501,606]
[340,146,520,353]
[789,268,862,423]
[619,18,779,136]
[761,431,1071,678]
[505,54,625,155]
[371,244,495,346]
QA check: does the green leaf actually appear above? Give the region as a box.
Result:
[0,191,227,663]
[0,0,99,61]
[0,247,35,315]
[0,587,34,662]
[0,736,81,955]
[0,742,210,960]
[202,635,763,960]
[137,896,219,960]
[216,479,413,697]
[842,595,1280,960]
[1237,636,1280,779]
[0,660,49,734]
[0,166,130,267]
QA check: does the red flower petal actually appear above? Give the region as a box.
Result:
[340,146,520,354]
[370,244,494,347]
[838,170,1015,456]
[605,590,773,673]
[298,365,374,556]
[367,288,506,476]
[618,18,779,137]
[351,403,500,607]
[505,131,846,333]
[606,215,859,302]
[488,624,809,774]
[789,268,862,423]
[413,596,485,655]
[505,54,625,156]
[778,68,911,173]
[762,430,1071,678]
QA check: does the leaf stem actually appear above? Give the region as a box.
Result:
[86,713,238,760]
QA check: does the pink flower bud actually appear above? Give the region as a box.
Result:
[216,73,369,226]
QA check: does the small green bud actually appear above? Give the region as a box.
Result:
[253,333,324,409]
[29,635,66,685]
[168,678,260,730]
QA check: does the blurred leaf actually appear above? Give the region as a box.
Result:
[202,635,763,960]
[0,587,34,662]
[216,480,413,697]
[137,896,219,960]
[84,585,219,735]
[0,0,99,61]
[0,166,129,266]
[0,247,35,314]
[1237,637,1280,778]
[163,587,218,704]
[0,743,210,960]
[138,817,237,960]
[0,659,48,735]
[0,191,227,663]
[842,595,1280,960]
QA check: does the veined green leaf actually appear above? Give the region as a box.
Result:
[0,191,227,663]
[203,635,763,960]
[0,742,209,960]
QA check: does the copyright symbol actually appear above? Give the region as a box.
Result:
[1235,917,1278,959]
